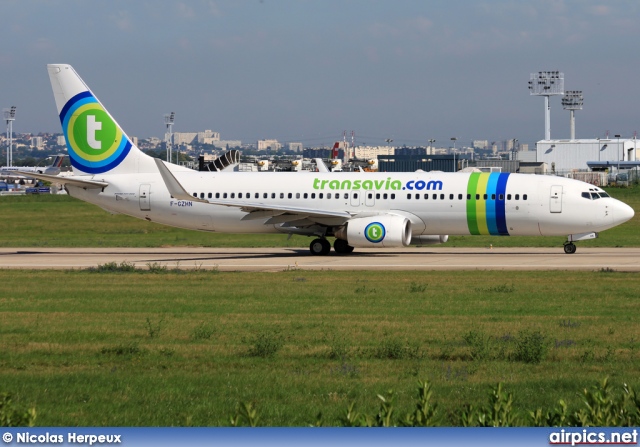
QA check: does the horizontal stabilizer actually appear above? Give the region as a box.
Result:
[14,171,108,189]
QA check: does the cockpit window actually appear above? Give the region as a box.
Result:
[581,192,591,199]
[599,192,610,198]
[590,193,600,200]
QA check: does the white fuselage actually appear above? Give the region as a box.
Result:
[66,170,631,238]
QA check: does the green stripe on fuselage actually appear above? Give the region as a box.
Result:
[466,173,480,235]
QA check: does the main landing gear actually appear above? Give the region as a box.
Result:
[309,238,331,256]
[309,238,354,256]
[563,242,577,254]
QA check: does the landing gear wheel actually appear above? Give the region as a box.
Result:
[563,243,577,254]
[334,239,355,255]
[310,238,331,256]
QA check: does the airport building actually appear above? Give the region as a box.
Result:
[536,138,639,173]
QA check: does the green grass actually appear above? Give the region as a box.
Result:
[0,269,638,426]
[1,186,639,247]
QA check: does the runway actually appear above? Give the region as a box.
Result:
[1,247,639,271]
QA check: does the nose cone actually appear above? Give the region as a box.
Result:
[613,200,635,225]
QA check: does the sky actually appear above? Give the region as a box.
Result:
[1,0,640,149]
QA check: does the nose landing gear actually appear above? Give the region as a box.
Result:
[563,242,577,254]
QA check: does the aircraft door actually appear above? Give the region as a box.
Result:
[140,184,151,211]
[365,191,375,207]
[549,185,562,213]
[350,191,361,207]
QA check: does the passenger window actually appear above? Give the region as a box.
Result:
[433,194,437,200]
[407,194,412,200]
[344,193,348,199]
[440,194,445,200]
[353,193,358,199]
[271,193,276,199]
[467,194,471,200]
[238,193,243,199]
[390,193,395,199]
[483,194,487,200]
[476,194,480,200]
[450,194,454,200]
[319,193,324,199]
[288,193,292,199]
[263,193,267,199]
[499,194,504,200]
[515,194,519,200]
[376,193,380,199]
[369,193,374,199]
[255,193,259,199]
[328,193,332,199]
[523,194,527,200]
[223,193,228,199]
[311,193,316,199]
[230,193,235,199]
[491,194,496,200]
[280,193,284,199]
[424,194,429,200]
[304,193,308,199]
[458,194,463,200]
[383,193,388,199]
[193,192,197,198]
[216,193,220,199]
[296,193,300,199]
[507,194,511,200]
[208,193,212,199]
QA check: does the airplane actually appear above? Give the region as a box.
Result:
[19,64,635,256]
[1,154,65,177]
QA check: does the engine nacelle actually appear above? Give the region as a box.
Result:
[411,235,449,246]
[339,215,412,248]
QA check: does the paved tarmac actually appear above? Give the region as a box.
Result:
[0,247,639,271]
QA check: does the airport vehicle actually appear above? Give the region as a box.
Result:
[1,154,65,177]
[20,64,635,255]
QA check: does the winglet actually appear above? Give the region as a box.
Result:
[154,158,208,203]
[14,171,108,189]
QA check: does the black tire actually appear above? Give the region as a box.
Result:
[334,239,355,255]
[310,238,331,256]
[563,243,577,254]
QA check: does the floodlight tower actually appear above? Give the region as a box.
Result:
[164,112,175,163]
[4,106,16,167]
[561,90,583,140]
[528,71,564,140]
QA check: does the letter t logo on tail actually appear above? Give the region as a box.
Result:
[87,115,102,149]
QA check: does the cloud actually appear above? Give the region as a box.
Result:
[110,10,133,31]
[588,4,611,16]
[177,2,196,19]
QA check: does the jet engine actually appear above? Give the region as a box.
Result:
[336,214,412,248]
[410,235,449,245]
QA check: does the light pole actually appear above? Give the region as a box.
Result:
[615,134,621,172]
[512,138,518,160]
[562,91,583,140]
[528,71,564,140]
[4,106,16,167]
[385,138,393,156]
[451,137,457,172]
[164,112,175,163]
[428,139,435,155]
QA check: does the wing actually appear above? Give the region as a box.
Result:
[154,158,351,227]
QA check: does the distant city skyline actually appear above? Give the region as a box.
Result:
[2,1,640,147]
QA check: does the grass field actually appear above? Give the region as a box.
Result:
[0,269,638,426]
[0,186,638,248]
